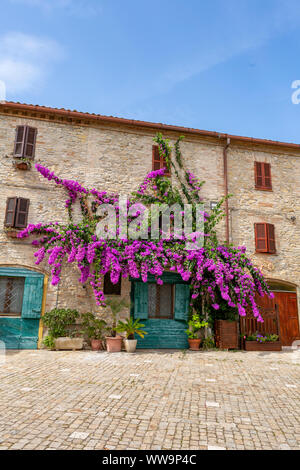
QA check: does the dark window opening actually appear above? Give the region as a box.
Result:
[148,283,174,319]
[103,272,122,295]
[0,277,24,316]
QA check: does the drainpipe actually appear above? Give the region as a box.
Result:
[223,137,231,244]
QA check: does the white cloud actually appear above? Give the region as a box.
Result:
[0,32,63,94]
[8,0,102,17]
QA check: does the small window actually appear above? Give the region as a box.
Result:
[152,145,171,177]
[148,283,174,319]
[254,162,272,190]
[4,197,30,229]
[0,277,25,316]
[254,223,276,254]
[103,273,121,295]
[14,125,37,159]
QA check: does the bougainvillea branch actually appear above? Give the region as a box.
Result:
[18,134,273,321]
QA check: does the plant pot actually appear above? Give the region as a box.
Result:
[90,339,103,351]
[124,339,137,353]
[244,341,282,351]
[5,230,19,238]
[54,337,83,351]
[188,338,201,350]
[105,336,122,352]
[14,161,30,170]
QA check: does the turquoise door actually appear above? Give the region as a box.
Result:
[132,273,190,349]
[0,268,44,349]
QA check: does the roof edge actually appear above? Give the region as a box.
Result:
[1,101,300,151]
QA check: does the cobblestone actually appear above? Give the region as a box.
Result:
[0,349,299,450]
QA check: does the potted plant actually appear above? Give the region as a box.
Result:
[81,312,107,351]
[105,297,129,352]
[185,314,208,350]
[244,333,281,351]
[13,158,32,170]
[116,317,147,353]
[4,227,19,238]
[42,308,83,350]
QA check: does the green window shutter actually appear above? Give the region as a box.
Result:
[134,282,148,319]
[174,284,190,321]
[21,275,44,319]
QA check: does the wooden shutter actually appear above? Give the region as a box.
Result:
[266,223,276,253]
[103,273,121,295]
[4,197,17,227]
[152,145,161,171]
[24,127,37,159]
[14,126,26,157]
[254,162,272,190]
[134,282,148,319]
[152,145,171,177]
[14,198,30,228]
[21,275,44,318]
[255,223,268,252]
[254,162,263,188]
[174,284,190,321]
[263,163,272,189]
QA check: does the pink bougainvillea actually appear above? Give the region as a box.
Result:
[18,134,273,321]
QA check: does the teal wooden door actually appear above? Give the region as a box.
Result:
[0,268,44,349]
[132,274,190,349]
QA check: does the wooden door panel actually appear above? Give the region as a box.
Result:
[274,292,300,346]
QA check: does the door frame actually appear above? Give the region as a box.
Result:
[0,266,46,349]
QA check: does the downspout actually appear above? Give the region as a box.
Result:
[223,137,231,244]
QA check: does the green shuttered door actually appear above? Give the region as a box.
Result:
[133,275,190,349]
[0,268,44,349]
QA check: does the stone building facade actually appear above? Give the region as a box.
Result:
[0,102,299,348]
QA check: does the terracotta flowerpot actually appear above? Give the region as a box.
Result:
[5,230,19,238]
[124,339,137,353]
[188,338,201,350]
[91,339,103,351]
[15,162,30,170]
[105,336,122,352]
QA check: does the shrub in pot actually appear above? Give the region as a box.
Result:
[81,312,107,351]
[105,297,129,352]
[185,314,208,350]
[42,308,83,350]
[116,317,147,353]
[244,333,281,351]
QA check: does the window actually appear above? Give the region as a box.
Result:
[0,277,25,316]
[254,223,276,253]
[4,197,30,229]
[152,145,171,177]
[148,283,174,319]
[14,125,37,159]
[254,162,272,190]
[103,272,121,295]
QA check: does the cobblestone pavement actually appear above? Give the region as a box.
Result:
[0,348,299,450]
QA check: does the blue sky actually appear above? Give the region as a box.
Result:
[1,0,300,143]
